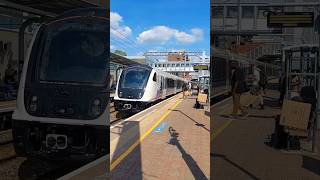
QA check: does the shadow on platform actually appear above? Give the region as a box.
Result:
[211,153,259,180]
[302,156,320,176]
[171,109,210,132]
[169,127,208,180]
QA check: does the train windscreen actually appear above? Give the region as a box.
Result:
[39,21,108,84]
[119,68,150,89]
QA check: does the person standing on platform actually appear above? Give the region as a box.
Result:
[230,65,248,118]
[182,83,187,99]
[278,73,286,105]
[252,64,264,109]
[259,69,267,95]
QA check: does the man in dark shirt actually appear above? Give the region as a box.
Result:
[231,66,248,118]
[182,83,187,99]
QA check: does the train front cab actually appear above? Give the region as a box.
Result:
[12,8,109,162]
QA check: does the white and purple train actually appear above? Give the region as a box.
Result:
[114,64,187,113]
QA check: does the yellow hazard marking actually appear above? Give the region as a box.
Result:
[211,120,233,142]
[110,98,183,171]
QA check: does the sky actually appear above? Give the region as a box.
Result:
[110,0,210,56]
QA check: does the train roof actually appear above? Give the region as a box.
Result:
[45,7,107,23]
[153,69,187,82]
[57,7,107,18]
[126,64,153,70]
[123,64,187,82]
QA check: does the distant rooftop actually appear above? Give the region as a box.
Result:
[231,42,265,54]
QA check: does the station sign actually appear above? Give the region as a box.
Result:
[193,65,209,70]
[267,12,314,28]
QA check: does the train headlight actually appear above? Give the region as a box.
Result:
[93,99,101,106]
[138,92,142,99]
[119,91,123,98]
[47,136,56,148]
[91,98,102,117]
[31,96,38,102]
[57,136,67,148]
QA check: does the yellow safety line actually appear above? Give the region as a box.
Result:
[110,98,183,171]
[211,120,233,142]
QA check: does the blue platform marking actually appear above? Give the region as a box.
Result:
[153,122,168,134]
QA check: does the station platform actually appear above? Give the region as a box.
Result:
[211,90,320,179]
[58,156,109,180]
[0,100,16,113]
[110,93,210,179]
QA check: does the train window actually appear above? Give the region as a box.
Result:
[153,73,157,82]
[39,22,108,84]
[119,68,150,89]
[160,76,163,90]
[168,78,174,88]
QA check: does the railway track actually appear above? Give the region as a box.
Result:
[0,129,85,179]
[109,93,179,126]
[211,91,231,106]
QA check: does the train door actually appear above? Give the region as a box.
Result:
[164,78,169,96]
[160,76,164,99]
[163,76,167,98]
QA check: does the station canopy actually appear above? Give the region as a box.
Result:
[3,0,99,16]
[111,53,140,66]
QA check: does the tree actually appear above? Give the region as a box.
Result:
[114,50,127,56]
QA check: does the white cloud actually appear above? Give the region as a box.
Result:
[175,28,203,44]
[110,12,132,39]
[191,28,203,38]
[137,26,176,44]
[174,32,195,44]
[136,26,203,45]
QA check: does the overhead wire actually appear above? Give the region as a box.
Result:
[110,28,145,54]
